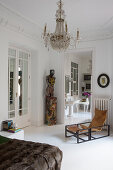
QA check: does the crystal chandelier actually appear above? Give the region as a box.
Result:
[42,0,80,51]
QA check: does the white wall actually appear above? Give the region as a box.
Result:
[0,27,113,128]
[0,3,52,127]
[0,26,38,124]
[31,50,39,126]
[31,42,51,126]
[0,2,65,127]
[49,52,65,124]
[0,28,8,122]
[0,3,113,128]
[79,56,92,76]
[31,45,65,125]
[60,39,113,128]
[77,39,112,98]
[0,26,64,126]
[64,53,80,76]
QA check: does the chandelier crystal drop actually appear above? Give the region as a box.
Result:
[42,0,80,51]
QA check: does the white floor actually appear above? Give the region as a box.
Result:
[24,124,113,170]
[65,111,92,125]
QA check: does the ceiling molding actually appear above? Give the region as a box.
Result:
[0,2,43,31]
[0,2,113,43]
[101,16,113,29]
[0,2,41,41]
[0,16,39,41]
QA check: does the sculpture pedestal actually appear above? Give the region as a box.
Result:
[46,96,57,126]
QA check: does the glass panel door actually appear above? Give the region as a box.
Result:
[8,49,16,118]
[18,59,23,116]
[18,51,28,116]
[8,47,30,128]
[71,62,78,96]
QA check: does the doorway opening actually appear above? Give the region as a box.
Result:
[64,50,93,125]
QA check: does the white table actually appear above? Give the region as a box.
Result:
[65,99,89,116]
[65,101,75,117]
[75,99,89,112]
[0,129,24,140]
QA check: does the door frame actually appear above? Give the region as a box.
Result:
[8,45,31,128]
[63,47,96,122]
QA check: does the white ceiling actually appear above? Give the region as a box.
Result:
[0,0,113,39]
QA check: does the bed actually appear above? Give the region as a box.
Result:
[0,136,63,170]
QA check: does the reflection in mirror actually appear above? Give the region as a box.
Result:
[8,57,16,118]
[18,59,23,115]
[18,54,28,116]
[65,76,69,94]
[71,62,78,95]
[65,75,73,96]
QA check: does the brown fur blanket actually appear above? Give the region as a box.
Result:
[0,139,62,170]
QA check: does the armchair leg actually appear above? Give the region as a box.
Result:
[65,126,67,137]
[76,132,79,143]
[88,128,91,141]
[108,125,110,136]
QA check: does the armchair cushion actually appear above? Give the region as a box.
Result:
[89,108,107,130]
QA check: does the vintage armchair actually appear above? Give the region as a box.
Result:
[65,108,110,143]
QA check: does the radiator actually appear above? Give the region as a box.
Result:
[94,97,111,124]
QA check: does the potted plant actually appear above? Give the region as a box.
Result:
[83,92,91,102]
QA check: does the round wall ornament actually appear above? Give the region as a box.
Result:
[97,74,110,88]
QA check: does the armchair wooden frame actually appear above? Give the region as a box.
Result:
[65,122,110,144]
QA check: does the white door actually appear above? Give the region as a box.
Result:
[8,47,31,128]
